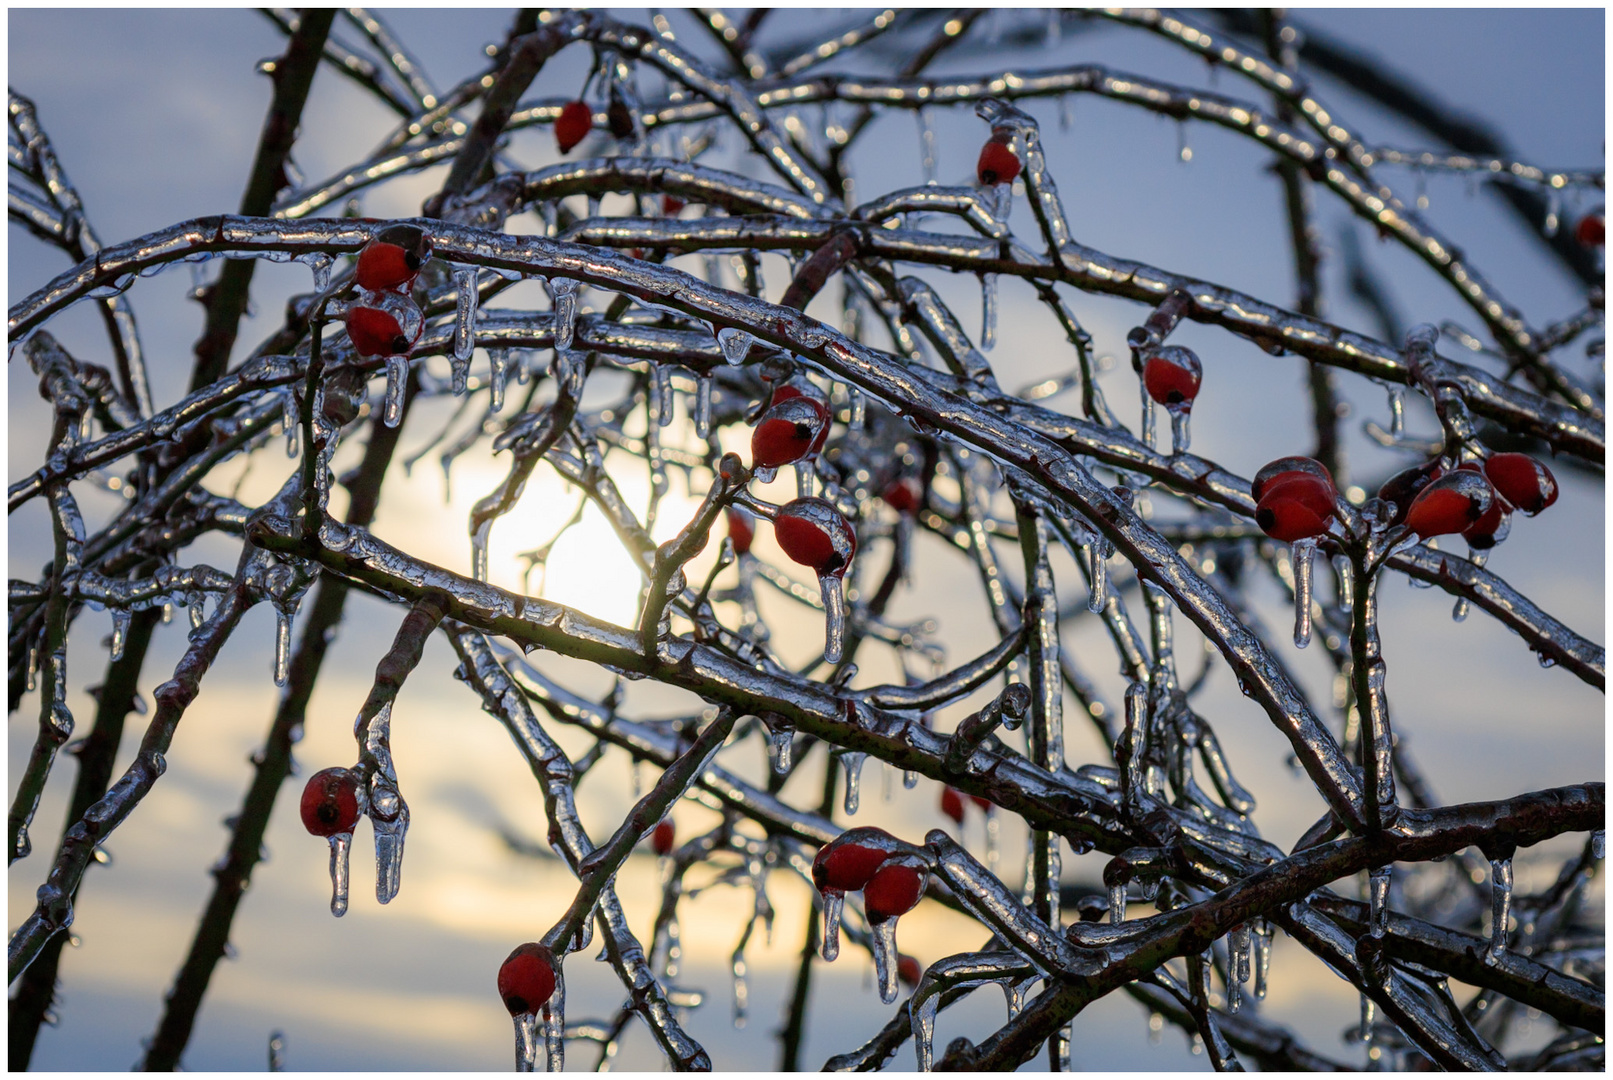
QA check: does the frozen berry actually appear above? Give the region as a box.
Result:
[864,859,927,923]
[1252,456,1336,504]
[300,768,360,837]
[1483,452,1558,516]
[727,507,755,556]
[1141,346,1203,410]
[939,786,965,825]
[1255,474,1336,542]
[896,952,923,989]
[1377,458,1445,525]
[652,819,675,856]
[812,827,899,894]
[663,195,685,216]
[1575,212,1604,248]
[883,476,923,515]
[1403,469,1494,538]
[751,396,830,469]
[346,304,412,357]
[555,100,592,155]
[355,224,431,292]
[774,498,856,578]
[498,942,558,1016]
[977,133,1021,186]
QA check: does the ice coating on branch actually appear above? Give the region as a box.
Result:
[840,751,867,815]
[1109,883,1127,924]
[488,347,510,415]
[327,833,352,916]
[360,698,410,904]
[1291,537,1317,649]
[514,1012,540,1072]
[282,390,299,459]
[451,268,478,387]
[1228,924,1250,1012]
[718,327,754,366]
[1485,856,1513,965]
[655,364,673,428]
[543,972,566,1073]
[913,989,940,1070]
[1087,540,1110,613]
[1254,921,1272,999]
[550,277,578,352]
[980,274,998,351]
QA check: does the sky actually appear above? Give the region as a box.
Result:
[7,7,1606,1073]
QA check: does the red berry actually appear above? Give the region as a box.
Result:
[498,942,558,1016]
[556,100,592,155]
[1255,474,1337,542]
[774,498,856,578]
[1575,212,1604,248]
[300,767,360,837]
[663,195,685,216]
[1462,498,1511,550]
[812,827,900,893]
[1252,456,1336,504]
[1483,453,1558,516]
[346,305,412,357]
[864,859,927,923]
[969,793,992,812]
[727,507,755,556]
[1377,458,1445,525]
[883,476,923,515]
[1403,470,1494,538]
[977,134,1021,186]
[939,786,965,825]
[1141,346,1203,409]
[355,224,431,292]
[751,396,830,469]
[896,953,923,989]
[652,819,675,856]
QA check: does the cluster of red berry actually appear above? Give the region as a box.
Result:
[343,224,432,358]
[811,827,929,1002]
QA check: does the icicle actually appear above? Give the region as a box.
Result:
[1123,681,1148,803]
[1387,385,1404,438]
[765,724,793,775]
[1148,1011,1164,1045]
[820,573,847,663]
[300,251,333,292]
[1544,188,1561,237]
[794,458,816,499]
[1176,120,1192,163]
[273,605,293,686]
[694,374,713,438]
[1087,542,1109,613]
[1167,405,1192,453]
[731,949,749,1028]
[1415,170,1429,211]
[1453,548,1487,621]
[664,915,682,978]
[186,591,206,631]
[551,278,578,353]
[489,348,510,415]
[1333,553,1354,611]
[980,274,998,351]
[1004,978,1028,1019]
[848,386,866,429]
[514,1012,540,1072]
[382,355,408,428]
[821,890,846,961]
[543,971,566,1073]
[983,805,1000,871]
[1359,993,1375,1045]
[1109,884,1127,924]
[1594,830,1605,859]
[1485,856,1512,965]
[916,108,937,185]
[717,327,754,366]
[840,751,867,815]
[913,989,939,1070]
[1291,537,1318,648]
[471,519,492,583]
[871,918,902,1004]
[655,364,674,427]
[1228,924,1250,1012]
[327,832,352,916]
[1254,920,1272,999]
[1369,865,1390,938]
[1138,372,1157,450]
[1059,94,1074,132]
[282,391,299,459]
[451,268,478,392]
[110,609,131,661]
